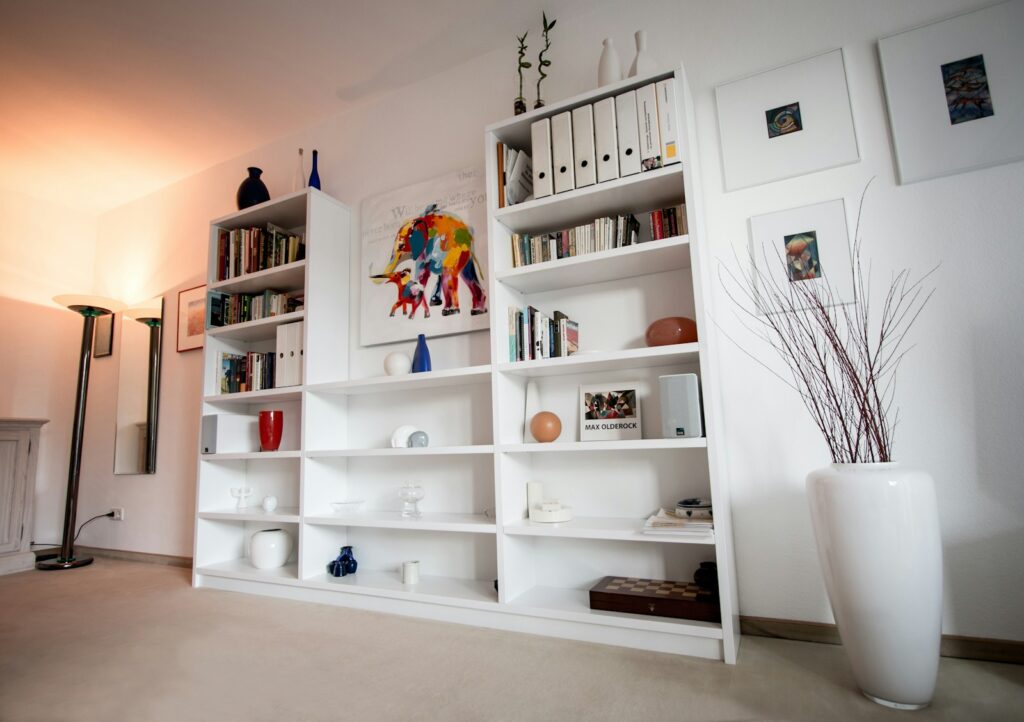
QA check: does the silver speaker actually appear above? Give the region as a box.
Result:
[658,373,703,439]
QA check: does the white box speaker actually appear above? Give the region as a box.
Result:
[201,414,258,454]
[658,373,703,439]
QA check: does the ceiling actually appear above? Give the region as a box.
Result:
[0,0,587,214]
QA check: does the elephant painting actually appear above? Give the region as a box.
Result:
[369,204,487,318]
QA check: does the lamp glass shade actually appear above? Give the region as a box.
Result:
[54,294,125,315]
[124,301,163,323]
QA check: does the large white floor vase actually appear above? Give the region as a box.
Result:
[806,463,943,710]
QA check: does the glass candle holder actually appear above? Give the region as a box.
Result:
[398,483,424,519]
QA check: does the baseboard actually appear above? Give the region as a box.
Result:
[740,616,1023,665]
[32,545,192,569]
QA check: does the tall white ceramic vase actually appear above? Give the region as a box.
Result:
[806,463,943,710]
[628,30,658,78]
[597,38,622,87]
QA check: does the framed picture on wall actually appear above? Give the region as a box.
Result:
[359,167,489,347]
[93,313,114,358]
[579,385,642,441]
[715,48,860,191]
[878,0,1024,184]
[177,284,206,352]
[748,199,854,313]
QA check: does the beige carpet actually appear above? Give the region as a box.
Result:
[0,558,1020,722]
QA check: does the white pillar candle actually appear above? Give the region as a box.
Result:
[401,560,420,585]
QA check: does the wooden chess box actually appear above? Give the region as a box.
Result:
[589,576,722,623]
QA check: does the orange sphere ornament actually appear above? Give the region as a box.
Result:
[530,411,562,443]
[645,316,697,347]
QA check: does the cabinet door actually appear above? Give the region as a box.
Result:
[0,430,30,555]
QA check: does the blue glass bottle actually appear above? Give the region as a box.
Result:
[411,334,431,373]
[327,545,357,577]
[308,149,321,190]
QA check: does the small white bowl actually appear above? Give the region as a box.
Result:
[331,500,365,514]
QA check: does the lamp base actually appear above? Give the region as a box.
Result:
[36,555,94,571]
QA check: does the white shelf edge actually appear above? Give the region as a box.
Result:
[206,309,306,339]
[500,438,707,453]
[208,260,307,292]
[195,559,299,585]
[200,450,301,461]
[198,508,301,523]
[302,571,499,609]
[496,235,689,284]
[202,386,304,404]
[497,343,700,376]
[502,517,715,544]
[304,513,496,534]
[306,365,492,395]
[305,446,495,458]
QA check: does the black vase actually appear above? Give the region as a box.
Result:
[236,167,270,210]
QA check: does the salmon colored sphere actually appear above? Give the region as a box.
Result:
[645,316,698,347]
[530,411,562,443]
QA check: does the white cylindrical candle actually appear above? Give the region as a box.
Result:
[401,560,420,585]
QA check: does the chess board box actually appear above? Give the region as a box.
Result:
[588,576,721,623]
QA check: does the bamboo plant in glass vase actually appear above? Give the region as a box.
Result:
[722,186,942,710]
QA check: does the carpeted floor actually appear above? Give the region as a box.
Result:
[0,558,1020,721]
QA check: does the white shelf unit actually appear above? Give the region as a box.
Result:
[192,66,738,664]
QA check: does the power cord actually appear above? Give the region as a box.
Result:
[31,511,115,547]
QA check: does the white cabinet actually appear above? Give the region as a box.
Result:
[0,418,47,574]
[192,65,739,663]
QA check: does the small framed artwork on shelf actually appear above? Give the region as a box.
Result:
[878,0,1024,184]
[579,385,642,441]
[93,314,113,358]
[177,284,206,352]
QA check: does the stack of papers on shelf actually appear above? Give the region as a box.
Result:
[642,508,714,536]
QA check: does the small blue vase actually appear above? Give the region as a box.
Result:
[236,167,270,210]
[308,149,321,190]
[411,334,431,373]
[327,545,357,577]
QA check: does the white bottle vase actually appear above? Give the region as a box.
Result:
[806,463,942,709]
[628,30,658,78]
[597,38,622,87]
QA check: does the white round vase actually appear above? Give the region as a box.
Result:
[806,463,942,709]
[383,352,412,376]
[249,528,292,570]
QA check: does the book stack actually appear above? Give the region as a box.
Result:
[508,306,579,362]
[510,214,641,268]
[207,289,304,328]
[216,223,305,281]
[496,143,533,208]
[649,204,688,240]
[642,505,713,537]
[219,351,276,394]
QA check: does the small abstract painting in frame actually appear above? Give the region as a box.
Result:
[579,385,642,442]
[879,1,1024,184]
[177,284,206,352]
[749,199,853,313]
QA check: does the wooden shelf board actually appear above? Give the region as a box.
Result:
[498,343,700,378]
[200,450,301,461]
[503,517,714,544]
[198,507,300,523]
[496,236,690,294]
[203,386,303,404]
[506,586,723,638]
[195,558,299,584]
[305,511,495,534]
[206,310,305,342]
[304,570,498,607]
[305,446,494,458]
[209,260,306,294]
[307,365,492,396]
[493,165,684,235]
[500,438,707,453]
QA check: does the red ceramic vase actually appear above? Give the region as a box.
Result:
[258,410,284,452]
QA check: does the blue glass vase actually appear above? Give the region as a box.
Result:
[236,167,270,210]
[308,149,321,190]
[327,545,357,577]
[411,334,431,373]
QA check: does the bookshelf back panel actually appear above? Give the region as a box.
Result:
[195,518,300,567]
[198,458,300,510]
[343,385,493,449]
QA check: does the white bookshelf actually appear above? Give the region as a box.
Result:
[192,65,739,664]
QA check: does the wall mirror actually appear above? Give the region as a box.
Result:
[113,297,164,474]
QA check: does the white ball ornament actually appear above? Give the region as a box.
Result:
[384,352,412,376]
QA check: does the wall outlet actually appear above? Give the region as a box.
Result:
[111,507,125,521]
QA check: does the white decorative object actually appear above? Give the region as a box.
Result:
[261,495,278,513]
[878,1,1024,184]
[360,167,489,346]
[331,500,365,513]
[523,380,540,441]
[408,430,429,448]
[383,351,412,376]
[292,148,305,192]
[401,560,420,585]
[807,463,942,709]
[627,30,658,77]
[249,528,293,570]
[527,482,573,523]
[748,199,854,312]
[230,486,252,510]
[390,425,417,448]
[597,38,622,87]
[715,48,859,191]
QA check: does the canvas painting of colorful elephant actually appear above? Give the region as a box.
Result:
[361,168,489,346]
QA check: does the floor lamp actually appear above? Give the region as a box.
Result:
[125,301,163,474]
[38,294,124,571]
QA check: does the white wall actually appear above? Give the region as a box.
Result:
[84,0,1023,640]
[0,189,98,545]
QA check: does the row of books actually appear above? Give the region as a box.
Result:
[508,306,579,362]
[520,79,680,203]
[207,289,304,328]
[215,223,305,281]
[219,351,276,394]
[496,144,533,208]
[650,205,688,241]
